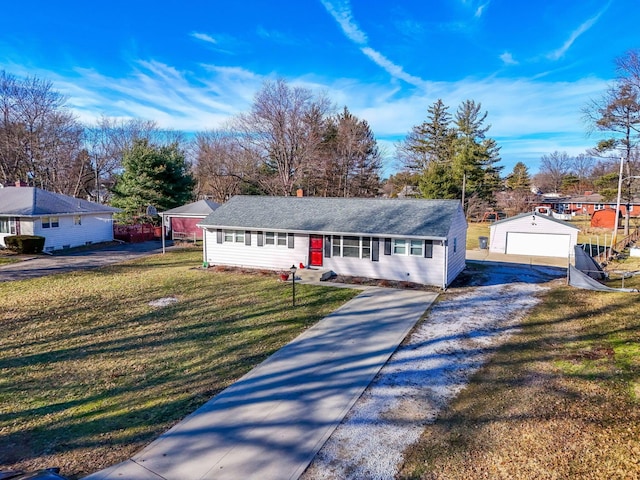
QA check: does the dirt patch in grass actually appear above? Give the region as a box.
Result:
[398,286,640,480]
[0,249,358,478]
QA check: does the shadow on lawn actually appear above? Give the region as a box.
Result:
[0,276,355,475]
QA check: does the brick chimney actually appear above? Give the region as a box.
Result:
[584,190,593,196]
[15,181,28,187]
[296,188,304,197]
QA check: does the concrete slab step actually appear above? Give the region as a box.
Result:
[295,267,335,282]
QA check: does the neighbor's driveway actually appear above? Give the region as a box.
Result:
[0,241,168,282]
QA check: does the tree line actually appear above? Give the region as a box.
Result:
[2,49,639,222]
[1,74,381,221]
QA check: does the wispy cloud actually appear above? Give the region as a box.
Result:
[500,52,518,65]
[547,2,611,60]
[360,48,429,89]
[19,55,607,173]
[320,0,427,89]
[319,0,367,45]
[190,32,217,45]
[475,2,490,18]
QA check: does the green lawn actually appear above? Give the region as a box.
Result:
[0,249,358,478]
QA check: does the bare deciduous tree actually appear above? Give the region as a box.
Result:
[0,70,84,193]
[193,129,263,203]
[83,116,163,202]
[233,79,331,196]
[534,151,572,193]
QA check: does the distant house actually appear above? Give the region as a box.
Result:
[0,184,119,252]
[542,191,640,218]
[160,199,219,241]
[489,212,579,258]
[199,195,467,288]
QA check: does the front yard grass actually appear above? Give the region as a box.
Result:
[399,286,640,479]
[0,249,358,478]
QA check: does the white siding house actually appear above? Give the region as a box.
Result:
[489,212,579,258]
[0,185,119,251]
[199,196,467,289]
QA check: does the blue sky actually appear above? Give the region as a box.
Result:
[1,0,638,176]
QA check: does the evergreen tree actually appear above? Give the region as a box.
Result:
[398,99,455,171]
[453,100,502,205]
[402,99,502,205]
[111,139,194,222]
[505,161,531,190]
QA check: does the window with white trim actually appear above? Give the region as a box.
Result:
[409,239,423,256]
[42,216,59,229]
[223,230,245,243]
[73,215,82,225]
[331,236,371,258]
[594,204,604,211]
[393,239,406,255]
[362,237,371,258]
[264,231,287,247]
[0,217,16,234]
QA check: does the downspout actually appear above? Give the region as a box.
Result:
[442,238,448,290]
[161,214,166,254]
[202,227,208,266]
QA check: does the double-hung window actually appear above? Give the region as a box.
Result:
[265,232,275,245]
[332,236,371,259]
[0,217,16,234]
[393,239,406,255]
[42,216,59,229]
[409,239,423,256]
[264,232,287,247]
[223,230,245,243]
[342,236,360,258]
[394,238,433,257]
[362,237,371,258]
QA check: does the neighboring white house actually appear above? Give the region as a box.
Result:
[199,196,467,289]
[0,184,120,251]
[489,212,579,258]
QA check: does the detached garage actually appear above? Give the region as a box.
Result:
[489,212,579,258]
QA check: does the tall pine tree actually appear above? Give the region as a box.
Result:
[111,139,194,223]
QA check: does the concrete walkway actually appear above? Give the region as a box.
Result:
[84,287,437,480]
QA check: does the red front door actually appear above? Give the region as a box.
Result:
[309,235,323,266]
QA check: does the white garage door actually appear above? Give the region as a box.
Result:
[506,232,571,258]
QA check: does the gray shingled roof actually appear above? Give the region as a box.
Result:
[200,196,462,238]
[161,199,219,216]
[492,211,580,230]
[0,187,120,216]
